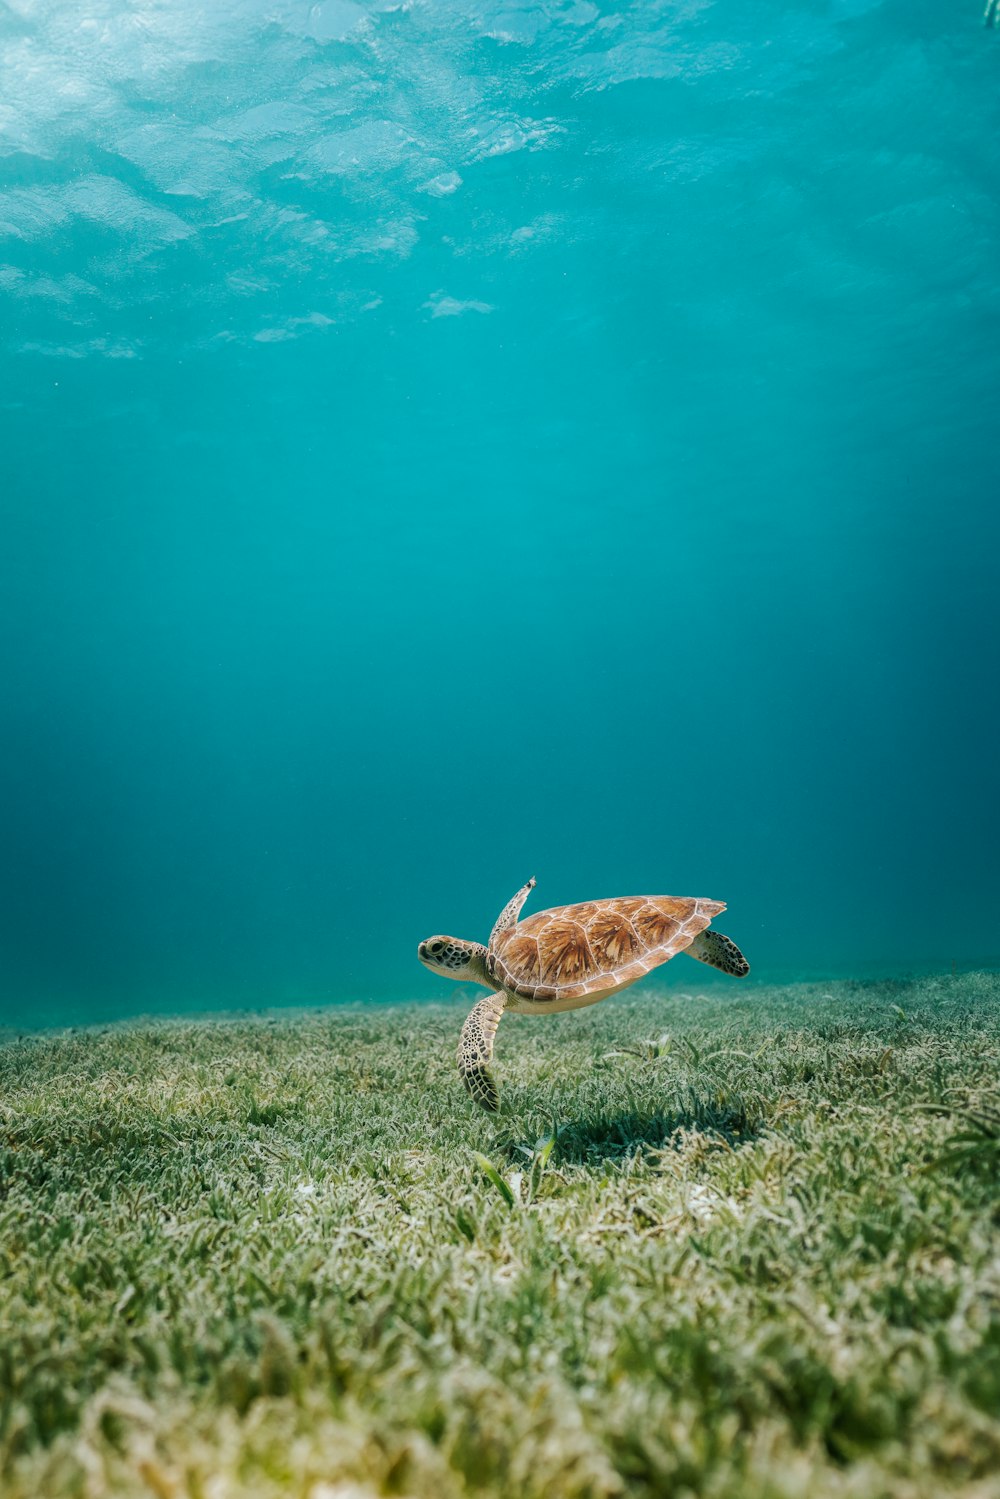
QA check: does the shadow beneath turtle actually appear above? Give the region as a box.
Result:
[545,1093,763,1167]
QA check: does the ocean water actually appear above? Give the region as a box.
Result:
[1,0,998,1029]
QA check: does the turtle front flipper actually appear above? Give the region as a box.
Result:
[458,991,508,1111]
[489,877,536,945]
[685,930,750,977]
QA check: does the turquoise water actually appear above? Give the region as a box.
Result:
[1,1,998,1027]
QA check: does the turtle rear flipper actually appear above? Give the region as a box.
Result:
[686,929,750,977]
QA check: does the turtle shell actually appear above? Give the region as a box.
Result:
[485,895,725,1003]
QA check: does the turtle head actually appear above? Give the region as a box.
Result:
[417,936,485,982]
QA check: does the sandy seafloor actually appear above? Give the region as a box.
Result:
[1,971,999,1498]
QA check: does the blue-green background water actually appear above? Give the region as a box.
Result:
[1,0,998,1026]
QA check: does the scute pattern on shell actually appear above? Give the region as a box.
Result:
[487,895,726,1003]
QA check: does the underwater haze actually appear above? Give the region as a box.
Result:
[1,0,998,1027]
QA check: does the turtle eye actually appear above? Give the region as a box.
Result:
[431,941,443,954]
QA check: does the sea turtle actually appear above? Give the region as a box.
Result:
[417,878,749,1110]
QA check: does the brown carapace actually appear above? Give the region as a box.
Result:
[489,894,730,1004]
[417,877,750,1111]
